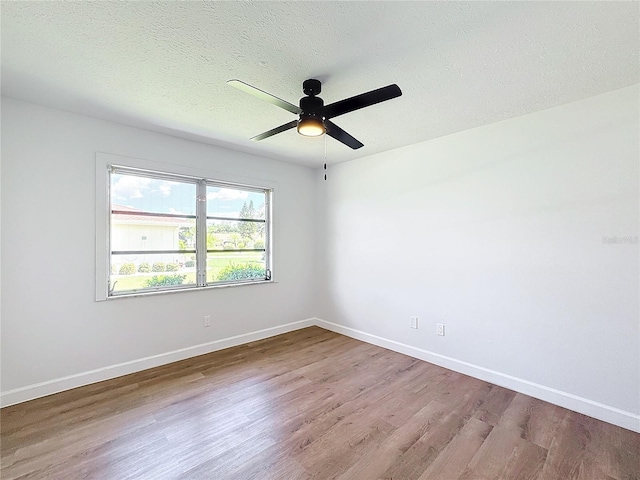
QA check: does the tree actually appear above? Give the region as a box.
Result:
[179,227,195,250]
[230,232,241,248]
[207,231,219,249]
[238,200,257,240]
[208,222,236,234]
[255,202,266,238]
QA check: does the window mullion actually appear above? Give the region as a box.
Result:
[196,180,207,286]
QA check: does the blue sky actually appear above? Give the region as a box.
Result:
[111,173,264,218]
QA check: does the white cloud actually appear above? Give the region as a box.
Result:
[158,182,173,197]
[112,176,152,199]
[207,188,249,201]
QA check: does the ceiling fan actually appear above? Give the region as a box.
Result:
[227,78,402,150]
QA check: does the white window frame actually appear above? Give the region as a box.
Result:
[96,153,275,301]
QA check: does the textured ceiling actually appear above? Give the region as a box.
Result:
[1,1,638,167]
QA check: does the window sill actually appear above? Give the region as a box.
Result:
[100,279,276,301]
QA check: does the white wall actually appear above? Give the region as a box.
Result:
[2,87,639,431]
[316,86,640,428]
[1,98,317,398]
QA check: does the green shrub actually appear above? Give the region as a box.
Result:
[138,262,150,273]
[152,262,166,272]
[119,263,136,275]
[218,263,265,282]
[184,259,195,268]
[254,239,265,249]
[145,275,186,287]
[166,262,179,272]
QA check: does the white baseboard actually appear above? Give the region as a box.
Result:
[4,317,638,434]
[0,318,316,408]
[314,318,640,433]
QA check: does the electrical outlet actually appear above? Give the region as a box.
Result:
[203,315,211,327]
[410,316,419,329]
[437,323,445,336]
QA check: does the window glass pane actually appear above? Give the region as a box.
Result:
[206,251,266,284]
[206,219,265,251]
[111,172,196,216]
[110,252,197,294]
[206,186,266,220]
[111,218,196,252]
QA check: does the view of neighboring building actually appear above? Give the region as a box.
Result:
[110,204,192,271]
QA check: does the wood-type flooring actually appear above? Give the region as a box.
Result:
[1,327,638,479]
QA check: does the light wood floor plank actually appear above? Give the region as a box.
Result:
[417,417,493,480]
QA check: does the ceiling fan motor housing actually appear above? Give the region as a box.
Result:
[298,95,325,136]
[299,95,324,120]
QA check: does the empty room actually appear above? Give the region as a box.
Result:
[1,2,638,479]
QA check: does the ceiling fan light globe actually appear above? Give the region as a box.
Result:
[297,117,325,137]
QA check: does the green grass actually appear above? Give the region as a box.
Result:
[111,252,264,293]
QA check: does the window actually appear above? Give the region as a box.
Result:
[106,165,271,297]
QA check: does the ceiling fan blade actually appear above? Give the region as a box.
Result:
[325,120,364,149]
[322,84,402,119]
[227,79,302,115]
[251,120,298,141]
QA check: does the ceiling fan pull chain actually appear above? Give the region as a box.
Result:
[324,135,328,181]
